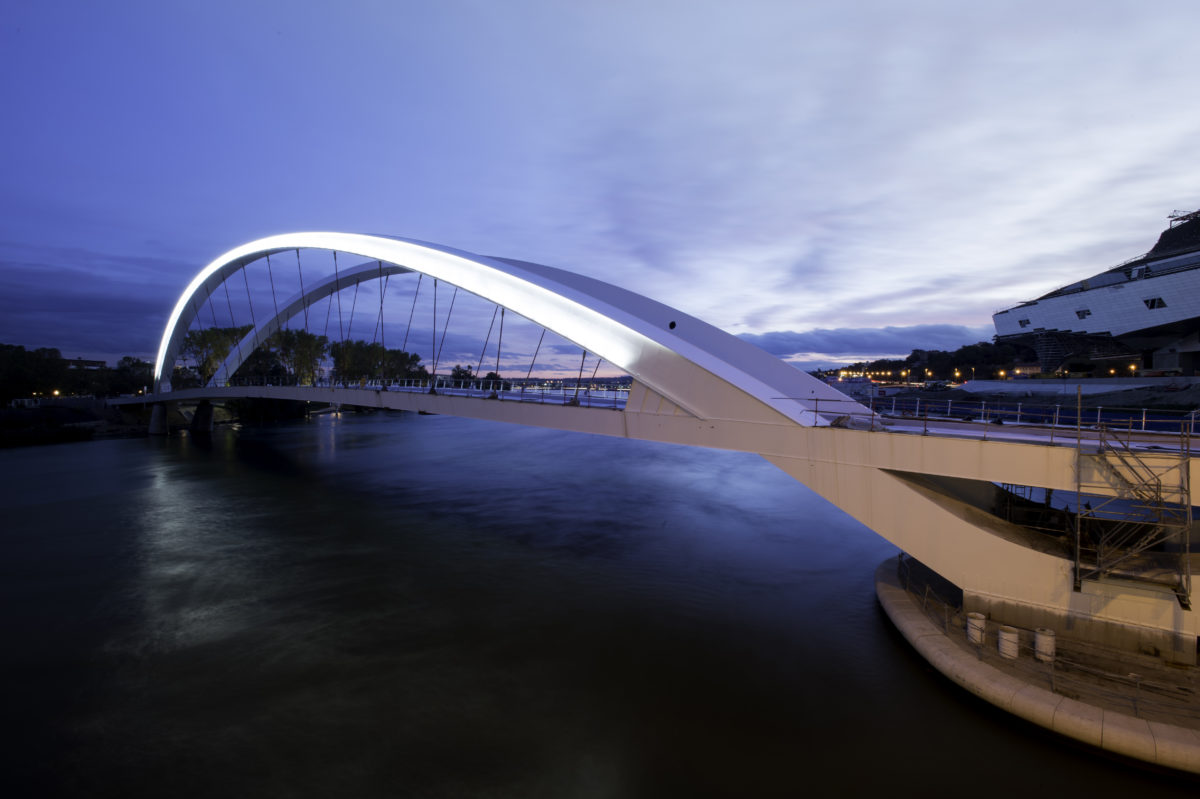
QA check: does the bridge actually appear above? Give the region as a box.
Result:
[134,232,1199,672]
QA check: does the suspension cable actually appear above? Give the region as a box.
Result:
[372,261,386,348]
[242,265,257,331]
[223,278,236,327]
[495,308,505,376]
[295,249,309,330]
[265,252,283,330]
[433,286,458,375]
[525,328,546,381]
[346,281,359,340]
[401,274,421,352]
[477,306,499,376]
[223,279,244,369]
[333,251,345,343]
[323,284,333,340]
[572,350,587,400]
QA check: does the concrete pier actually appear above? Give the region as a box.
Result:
[876,557,1200,775]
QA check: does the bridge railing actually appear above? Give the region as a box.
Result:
[805,397,886,430]
[204,376,631,410]
[183,376,1198,443]
[867,394,1200,440]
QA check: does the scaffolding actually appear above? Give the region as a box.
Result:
[1074,419,1193,609]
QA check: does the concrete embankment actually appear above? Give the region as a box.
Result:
[875,557,1200,775]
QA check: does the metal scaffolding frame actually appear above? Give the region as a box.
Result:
[1074,419,1193,609]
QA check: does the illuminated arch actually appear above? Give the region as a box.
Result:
[154,233,868,425]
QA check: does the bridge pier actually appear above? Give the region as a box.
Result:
[190,400,215,434]
[149,402,171,435]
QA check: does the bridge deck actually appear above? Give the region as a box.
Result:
[117,384,1200,501]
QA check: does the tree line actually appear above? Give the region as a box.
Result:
[834,340,1036,380]
[2,328,512,403]
[173,327,434,386]
[0,344,152,402]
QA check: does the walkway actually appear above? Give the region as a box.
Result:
[876,556,1200,774]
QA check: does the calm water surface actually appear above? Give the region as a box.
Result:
[2,412,1197,797]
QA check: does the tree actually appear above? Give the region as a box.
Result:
[181,326,252,384]
[481,371,511,391]
[240,348,286,382]
[0,344,66,402]
[269,329,328,384]
[329,339,385,383]
[111,356,153,395]
[381,348,425,380]
[450,364,474,383]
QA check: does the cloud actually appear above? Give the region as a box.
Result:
[3,2,1200,368]
[739,324,995,359]
[0,250,186,359]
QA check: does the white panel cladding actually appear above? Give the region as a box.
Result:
[993,268,1200,337]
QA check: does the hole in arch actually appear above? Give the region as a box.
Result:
[668,321,676,330]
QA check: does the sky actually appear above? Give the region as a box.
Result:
[2,0,1199,371]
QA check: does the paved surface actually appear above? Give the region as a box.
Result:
[876,557,1200,774]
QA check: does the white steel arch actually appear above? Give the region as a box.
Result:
[155,233,868,426]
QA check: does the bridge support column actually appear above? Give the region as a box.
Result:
[149,402,171,436]
[190,400,214,434]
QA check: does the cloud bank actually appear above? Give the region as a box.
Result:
[740,324,995,362]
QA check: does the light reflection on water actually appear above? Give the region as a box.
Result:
[2,413,1197,797]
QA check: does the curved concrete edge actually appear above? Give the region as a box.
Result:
[875,558,1200,775]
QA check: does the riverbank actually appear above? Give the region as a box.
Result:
[876,556,1200,775]
[0,404,150,447]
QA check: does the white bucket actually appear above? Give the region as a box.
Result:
[1034,628,1056,662]
[998,626,1020,660]
[967,612,986,645]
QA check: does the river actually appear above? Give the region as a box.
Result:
[2,412,1196,796]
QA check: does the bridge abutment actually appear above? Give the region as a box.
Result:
[763,453,1199,666]
[963,586,1197,666]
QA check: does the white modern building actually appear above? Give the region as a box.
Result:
[994,210,1200,373]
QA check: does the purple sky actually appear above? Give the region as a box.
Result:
[2,1,1198,369]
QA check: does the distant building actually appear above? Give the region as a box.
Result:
[65,357,107,370]
[993,210,1200,374]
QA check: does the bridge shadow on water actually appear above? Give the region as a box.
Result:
[2,413,1198,797]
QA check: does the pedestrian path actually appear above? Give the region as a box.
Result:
[875,557,1200,774]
